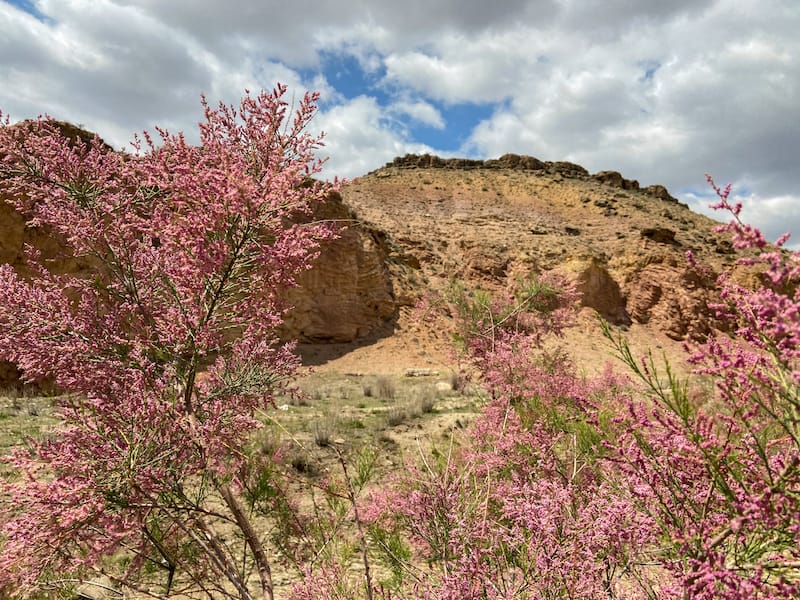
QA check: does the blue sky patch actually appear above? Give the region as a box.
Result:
[309,49,497,155]
[406,101,495,154]
[4,0,51,23]
[313,50,390,106]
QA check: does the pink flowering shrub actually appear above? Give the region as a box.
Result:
[361,276,660,599]
[0,86,335,599]
[604,177,800,598]
[3,90,797,600]
[361,177,800,599]
[283,446,392,600]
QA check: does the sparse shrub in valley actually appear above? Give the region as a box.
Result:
[414,384,436,414]
[448,369,470,394]
[360,375,396,401]
[313,417,337,447]
[375,375,396,400]
[385,406,409,427]
[290,392,312,407]
[343,416,366,429]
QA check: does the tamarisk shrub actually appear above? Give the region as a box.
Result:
[605,177,800,598]
[0,86,335,599]
[364,276,658,599]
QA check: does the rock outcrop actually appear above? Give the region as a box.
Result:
[280,193,399,342]
[593,170,639,190]
[0,190,401,386]
[619,254,721,340]
[345,155,741,345]
[562,257,628,324]
[384,153,594,178]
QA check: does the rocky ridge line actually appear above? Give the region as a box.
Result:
[381,153,680,204]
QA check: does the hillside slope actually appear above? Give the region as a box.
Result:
[299,153,745,374]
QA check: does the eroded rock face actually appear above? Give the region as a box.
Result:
[0,200,24,264]
[344,155,745,348]
[2,141,744,384]
[616,252,721,341]
[280,193,398,342]
[1,193,399,339]
[562,257,628,324]
[1,178,399,387]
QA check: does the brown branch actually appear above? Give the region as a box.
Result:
[218,483,274,600]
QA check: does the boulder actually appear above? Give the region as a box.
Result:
[645,184,678,203]
[593,170,640,190]
[547,161,589,177]
[641,227,677,244]
[621,259,720,340]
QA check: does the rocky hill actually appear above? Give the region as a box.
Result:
[0,128,746,384]
[338,154,739,337]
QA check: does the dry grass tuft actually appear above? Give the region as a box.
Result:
[385,407,409,427]
[375,375,396,400]
[414,385,437,414]
[313,417,337,447]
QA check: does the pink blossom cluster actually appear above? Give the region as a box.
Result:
[357,277,658,598]
[605,178,800,598]
[0,87,335,598]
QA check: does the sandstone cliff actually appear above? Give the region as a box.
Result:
[279,192,401,342]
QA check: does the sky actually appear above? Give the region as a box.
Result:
[1,0,798,244]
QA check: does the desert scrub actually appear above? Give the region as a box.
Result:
[313,415,339,447]
[413,384,437,414]
[363,375,396,400]
[385,406,409,427]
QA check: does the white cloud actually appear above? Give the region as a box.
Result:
[389,100,444,129]
[454,0,800,240]
[314,96,435,179]
[1,0,798,240]
[383,28,536,104]
[683,187,800,249]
